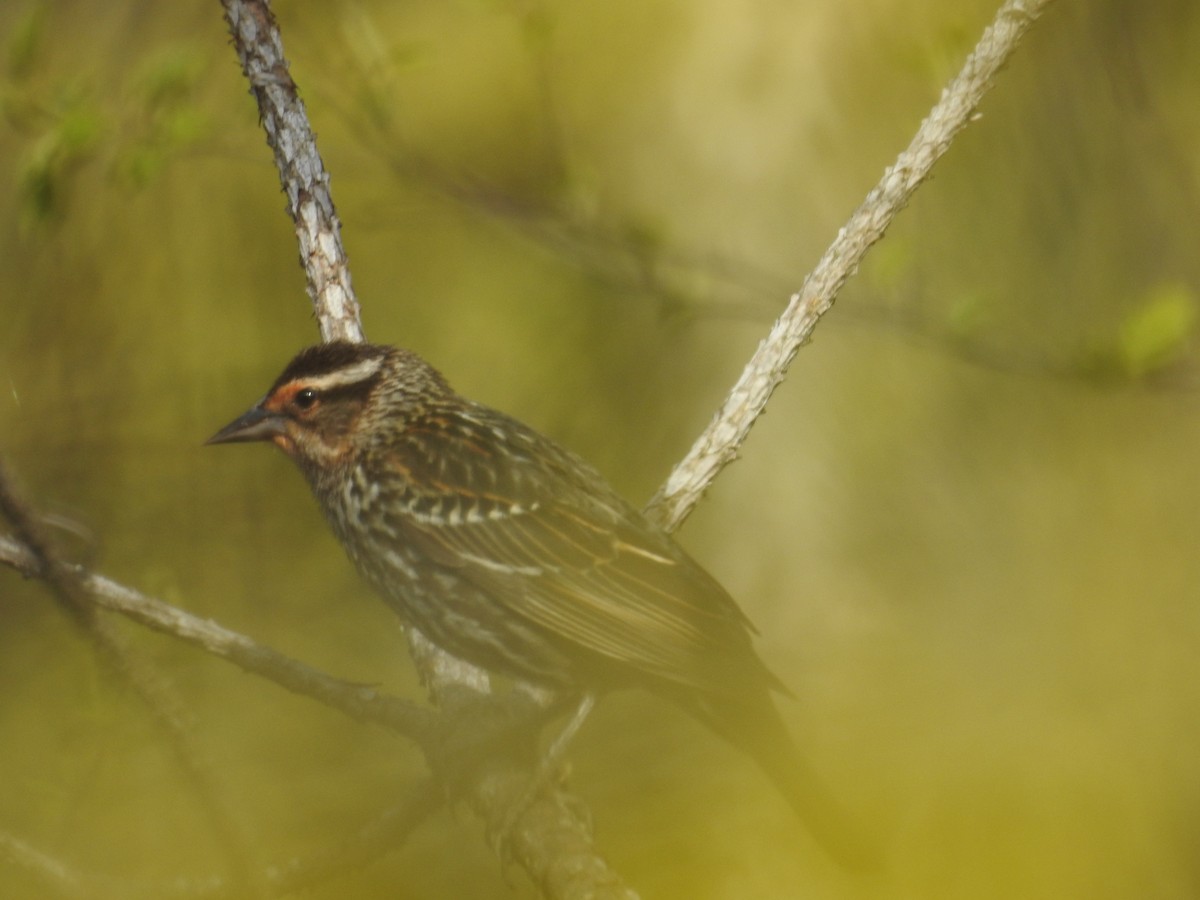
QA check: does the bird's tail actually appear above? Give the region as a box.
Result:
[696,693,881,872]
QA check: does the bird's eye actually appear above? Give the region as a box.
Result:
[293,388,319,410]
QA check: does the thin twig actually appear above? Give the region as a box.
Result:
[644,0,1059,531]
[0,533,438,743]
[0,465,261,894]
[251,780,445,897]
[0,785,444,898]
[0,831,86,899]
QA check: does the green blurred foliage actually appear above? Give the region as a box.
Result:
[1116,283,1198,377]
[1,0,1199,898]
[5,4,44,79]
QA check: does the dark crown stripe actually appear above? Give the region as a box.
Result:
[271,341,389,393]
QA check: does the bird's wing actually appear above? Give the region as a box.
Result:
[371,402,778,697]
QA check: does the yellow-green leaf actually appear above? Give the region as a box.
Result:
[1117,283,1198,377]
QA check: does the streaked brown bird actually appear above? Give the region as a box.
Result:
[209,341,871,867]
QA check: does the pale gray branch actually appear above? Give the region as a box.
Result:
[0,533,438,741]
[645,0,1059,531]
[0,831,85,899]
[220,0,363,343]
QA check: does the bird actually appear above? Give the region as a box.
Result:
[208,340,873,868]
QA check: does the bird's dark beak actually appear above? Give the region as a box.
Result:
[206,404,287,445]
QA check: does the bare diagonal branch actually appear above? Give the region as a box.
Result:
[0,532,439,742]
[645,0,1058,531]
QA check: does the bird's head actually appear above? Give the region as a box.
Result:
[207,341,450,471]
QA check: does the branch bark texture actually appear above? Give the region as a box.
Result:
[645,0,1057,531]
[220,0,364,343]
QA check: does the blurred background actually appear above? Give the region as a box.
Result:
[1,0,1198,897]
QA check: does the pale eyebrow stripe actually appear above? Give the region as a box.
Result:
[300,358,384,391]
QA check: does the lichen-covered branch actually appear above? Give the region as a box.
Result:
[220,0,363,343]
